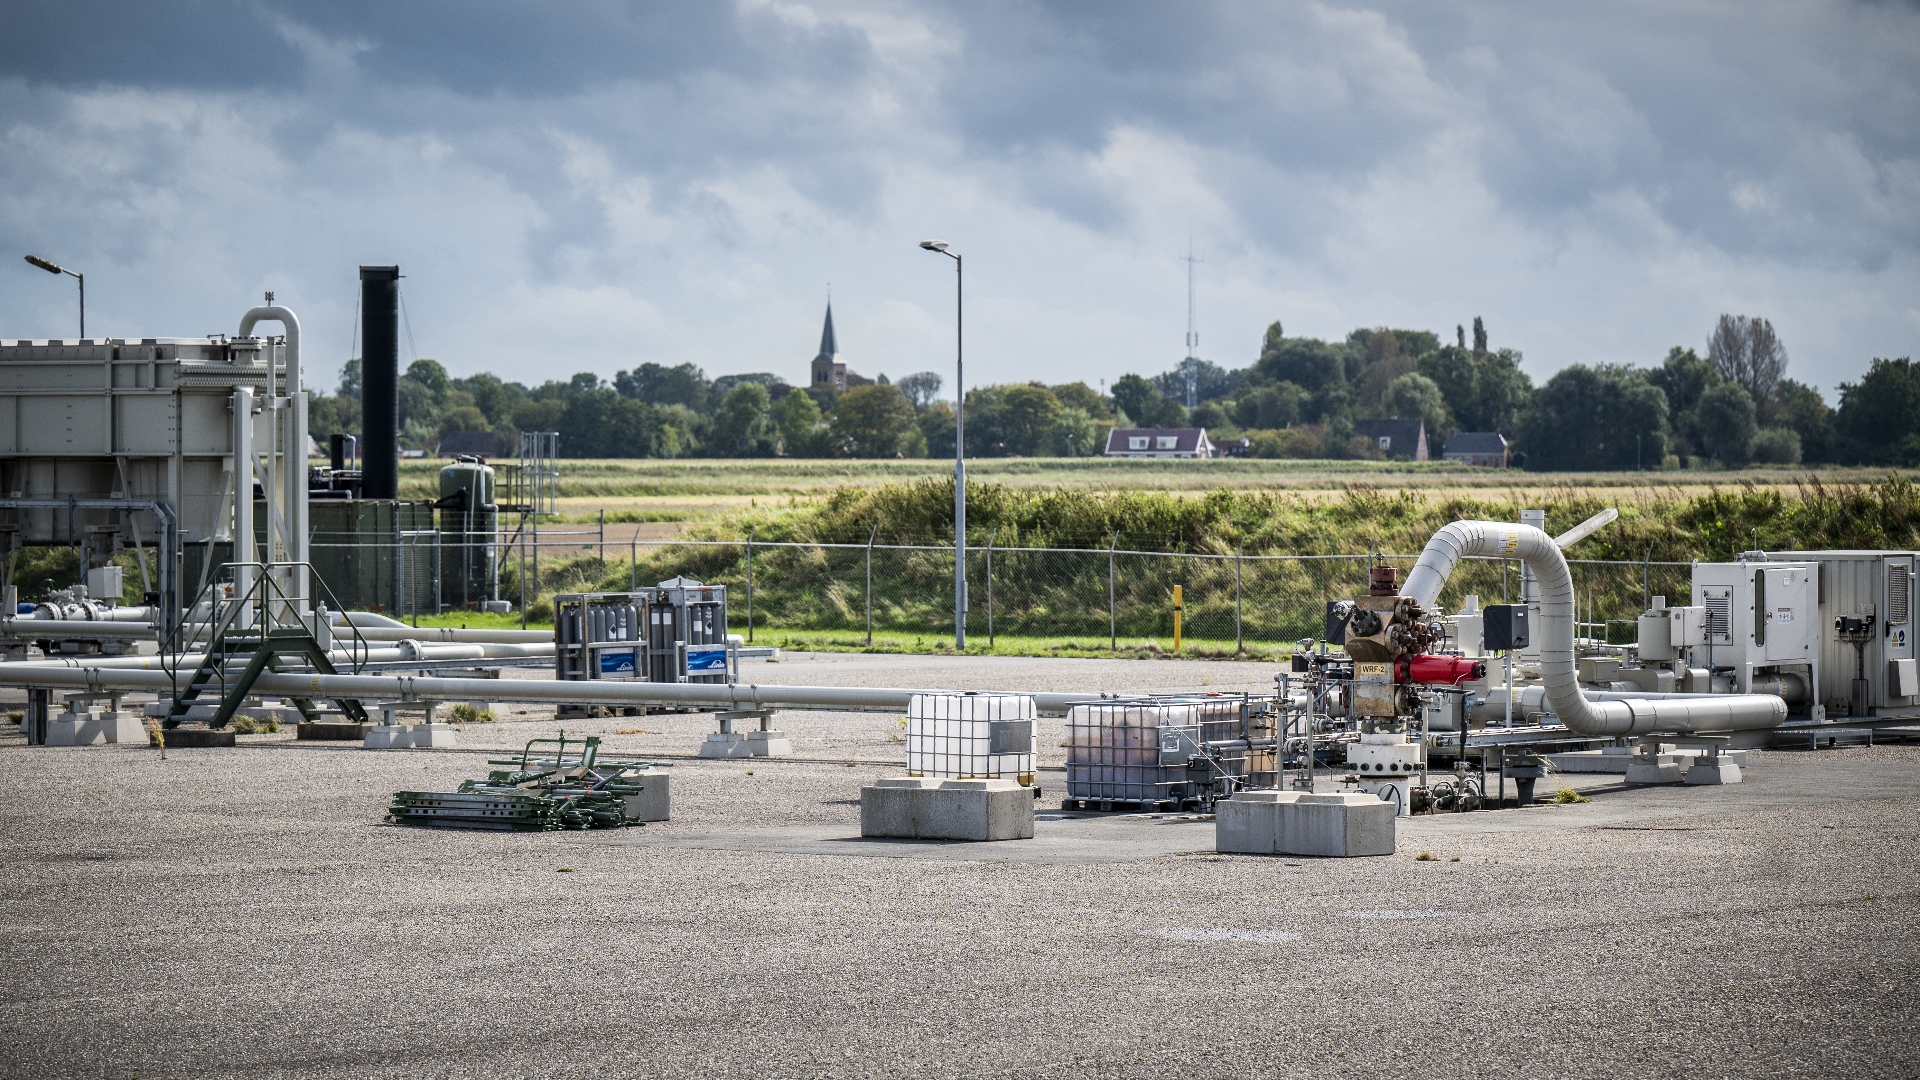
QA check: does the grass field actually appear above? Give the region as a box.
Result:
[397,456,1907,530]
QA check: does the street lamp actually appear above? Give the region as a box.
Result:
[920,238,966,649]
[25,255,84,338]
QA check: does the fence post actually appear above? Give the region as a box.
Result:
[1172,583,1183,652]
[631,532,638,591]
[1108,535,1117,651]
[986,528,996,649]
[865,525,876,646]
[518,511,528,629]
[746,526,755,643]
[1235,542,1243,655]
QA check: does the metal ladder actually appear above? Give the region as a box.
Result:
[163,564,371,729]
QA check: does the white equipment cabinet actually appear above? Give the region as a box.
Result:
[1689,560,1819,698]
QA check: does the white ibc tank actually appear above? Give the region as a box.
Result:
[905,692,1037,783]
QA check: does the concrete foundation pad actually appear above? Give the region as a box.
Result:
[1685,760,1743,785]
[746,730,793,757]
[860,776,1035,841]
[160,727,236,748]
[621,771,671,822]
[44,717,104,746]
[697,732,756,758]
[1625,759,1688,784]
[361,725,413,749]
[43,710,147,746]
[297,722,372,741]
[1215,790,1396,857]
[408,723,459,748]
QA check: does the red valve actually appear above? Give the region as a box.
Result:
[1400,654,1487,685]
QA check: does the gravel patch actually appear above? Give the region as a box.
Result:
[0,654,1916,1078]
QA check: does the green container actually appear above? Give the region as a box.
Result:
[438,461,498,609]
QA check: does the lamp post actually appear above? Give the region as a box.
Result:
[24,255,83,337]
[920,239,965,649]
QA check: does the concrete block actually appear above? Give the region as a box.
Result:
[298,722,372,741]
[746,730,792,757]
[45,717,104,746]
[697,732,754,758]
[1684,760,1742,785]
[1624,758,1687,785]
[99,714,147,744]
[408,723,459,748]
[1282,792,1397,858]
[158,727,235,748]
[621,771,671,822]
[860,777,1034,841]
[362,725,413,749]
[1215,791,1394,857]
[1214,791,1300,854]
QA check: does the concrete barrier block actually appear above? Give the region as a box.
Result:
[1214,791,1301,855]
[362,725,413,749]
[1282,792,1396,858]
[621,771,671,821]
[747,730,793,757]
[861,777,1033,841]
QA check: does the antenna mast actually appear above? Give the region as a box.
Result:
[1183,236,1202,407]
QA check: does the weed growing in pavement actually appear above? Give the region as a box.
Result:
[1552,787,1592,804]
[448,704,496,724]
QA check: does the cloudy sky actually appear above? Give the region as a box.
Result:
[2,1,1915,401]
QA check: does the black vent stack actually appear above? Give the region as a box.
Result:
[358,265,400,500]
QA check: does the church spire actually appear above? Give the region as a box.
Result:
[810,301,847,390]
[817,303,838,361]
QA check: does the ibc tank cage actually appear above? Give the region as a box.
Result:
[1064,695,1276,810]
[555,576,729,685]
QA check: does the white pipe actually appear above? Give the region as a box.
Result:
[2,619,551,645]
[0,662,1099,715]
[231,387,255,614]
[1402,521,1786,736]
[237,305,307,600]
[1,640,551,672]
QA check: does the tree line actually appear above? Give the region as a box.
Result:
[306,314,1916,468]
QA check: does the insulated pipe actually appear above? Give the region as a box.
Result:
[1402,521,1786,736]
[238,305,308,603]
[0,663,1098,715]
[1,640,551,672]
[231,387,255,612]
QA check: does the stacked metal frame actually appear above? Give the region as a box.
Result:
[1064,695,1275,810]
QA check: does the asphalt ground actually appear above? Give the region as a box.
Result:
[1,653,1917,1079]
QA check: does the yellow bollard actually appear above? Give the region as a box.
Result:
[1173,584,1183,652]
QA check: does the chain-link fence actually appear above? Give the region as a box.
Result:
[388,528,1693,651]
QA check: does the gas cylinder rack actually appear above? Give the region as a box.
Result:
[554,577,732,686]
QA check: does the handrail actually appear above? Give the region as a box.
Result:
[160,561,375,714]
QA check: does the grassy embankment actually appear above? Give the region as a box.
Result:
[459,470,1920,658]
[16,462,1916,660]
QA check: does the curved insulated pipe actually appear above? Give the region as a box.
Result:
[1401,521,1786,736]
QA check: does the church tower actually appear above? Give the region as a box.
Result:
[810,303,847,391]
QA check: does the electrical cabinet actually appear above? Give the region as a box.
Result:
[1689,560,1818,697]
